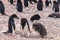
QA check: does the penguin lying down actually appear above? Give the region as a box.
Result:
[48,13,60,18]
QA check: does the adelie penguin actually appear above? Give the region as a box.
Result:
[29,0,37,4]
[45,0,52,7]
[0,1,5,15]
[49,0,52,5]
[30,14,41,22]
[3,14,19,34]
[32,0,37,3]
[48,13,60,18]
[52,1,59,12]
[32,23,47,38]
[21,18,31,32]
[57,0,60,4]
[29,0,33,4]
[16,0,23,12]
[37,0,43,11]
[45,0,49,7]
[24,0,29,7]
[8,0,13,4]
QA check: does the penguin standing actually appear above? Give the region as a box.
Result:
[45,0,49,7]
[3,14,19,34]
[52,1,59,12]
[24,0,28,7]
[21,18,31,32]
[0,1,5,15]
[16,0,23,12]
[37,0,43,11]
[8,0,13,4]
[57,0,60,4]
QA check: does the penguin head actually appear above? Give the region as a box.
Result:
[11,14,19,19]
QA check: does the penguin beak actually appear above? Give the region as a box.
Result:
[15,16,19,19]
[16,17,19,19]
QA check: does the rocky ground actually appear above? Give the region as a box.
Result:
[0,0,60,40]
